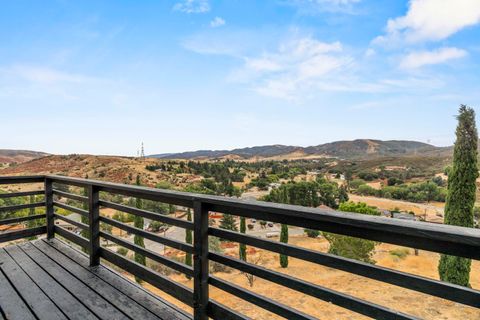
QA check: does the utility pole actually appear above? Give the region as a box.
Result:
[140,142,145,161]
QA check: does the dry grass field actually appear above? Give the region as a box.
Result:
[119,235,480,320]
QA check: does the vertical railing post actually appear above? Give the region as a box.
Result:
[88,184,100,267]
[45,177,55,239]
[193,200,209,320]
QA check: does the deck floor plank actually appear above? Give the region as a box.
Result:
[0,240,189,320]
[0,250,36,320]
[19,242,130,320]
[0,248,66,320]
[46,238,192,320]
[4,245,99,320]
[32,240,162,320]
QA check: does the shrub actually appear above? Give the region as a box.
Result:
[390,248,410,259]
[117,247,128,256]
[304,229,320,238]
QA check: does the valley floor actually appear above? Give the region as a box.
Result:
[123,235,479,320]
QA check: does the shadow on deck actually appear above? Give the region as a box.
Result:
[0,238,190,320]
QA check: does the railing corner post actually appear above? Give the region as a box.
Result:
[193,200,209,320]
[45,177,54,239]
[88,185,100,267]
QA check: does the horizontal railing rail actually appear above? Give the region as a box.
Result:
[0,176,46,244]
[0,174,479,320]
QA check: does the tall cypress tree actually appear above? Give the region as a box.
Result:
[134,175,146,283]
[438,105,478,286]
[280,224,289,268]
[185,208,193,273]
[239,217,246,261]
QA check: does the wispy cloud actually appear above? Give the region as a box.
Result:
[231,37,353,99]
[374,0,480,45]
[285,0,362,14]
[173,0,210,14]
[399,47,468,69]
[5,65,94,84]
[210,17,225,28]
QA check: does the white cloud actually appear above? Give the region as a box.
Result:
[173,0,210,14]
[233,37,352,99]
[399,47,468,69]
[210,17,225,28]
[375,0,480,44]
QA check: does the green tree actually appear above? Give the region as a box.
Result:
[219,214,237,232]
[239,217,246,261]
[185,209,193,277]
[324,202,380,264]
[134,175,146,283]
[438,105,478,287]
[279,224,288,268]
[338,185,349,204]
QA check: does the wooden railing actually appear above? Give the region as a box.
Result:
[1,175,479,320]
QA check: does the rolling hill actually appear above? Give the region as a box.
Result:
[0,149,49,164]
[150,139,448,160]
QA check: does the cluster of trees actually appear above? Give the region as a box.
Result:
[262,178,348,210]
[184,178,242,197]
[353,180,447,203]
[262,178,350,267]
[186,161,246,182]
[247,171,278,190]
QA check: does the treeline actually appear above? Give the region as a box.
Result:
[351,180,447,203]
[262,178,348,209]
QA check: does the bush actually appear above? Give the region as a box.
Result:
[304,229,320,238]
[358,171,378,181]
[357,184,377,196]
[349,179,366,189]
[117,247,128,256]
[149,220,166,232]
[389,248,410,259]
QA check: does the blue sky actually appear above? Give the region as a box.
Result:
[1,0,480,155]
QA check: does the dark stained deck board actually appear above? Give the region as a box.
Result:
[0,240,189,320]
[0,258,36,320]
[32,240,161,320]
[4,245,99,320]
[0,249,66,320]
[46,238,192,320]
[19,242,130,320]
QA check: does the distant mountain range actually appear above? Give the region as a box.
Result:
[0,149,49,164]
[150,139,452,160]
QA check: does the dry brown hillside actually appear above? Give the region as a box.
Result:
[0,149,49,164]
[0,155,200,188]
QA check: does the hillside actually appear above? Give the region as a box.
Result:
[150,139,448,160]
[0,149,49,164]
[0,154,202,188]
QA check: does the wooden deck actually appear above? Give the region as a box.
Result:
[0,238,191,320]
